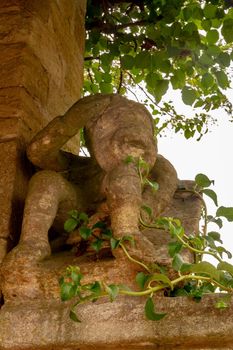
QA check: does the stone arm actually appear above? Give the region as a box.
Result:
[27,94,112,171]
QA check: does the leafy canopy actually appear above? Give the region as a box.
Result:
[84,0,233,138]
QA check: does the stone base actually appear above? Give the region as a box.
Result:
[0,294,232,350]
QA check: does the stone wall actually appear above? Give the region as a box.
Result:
[0,0,86,262]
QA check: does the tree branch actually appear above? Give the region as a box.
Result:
[86,19,152,34]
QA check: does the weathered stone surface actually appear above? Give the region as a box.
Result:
[0,239,8,263]
[0,139,29,243]
[0,294,232,350]
[0,118,30,142]
[0,0,86,130]
[0,88,46,134]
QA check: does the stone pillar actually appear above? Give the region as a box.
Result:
[0,0,86,262]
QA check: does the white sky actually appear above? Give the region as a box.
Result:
[157,88,233,260]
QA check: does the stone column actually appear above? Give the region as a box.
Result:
[0,0,86,262]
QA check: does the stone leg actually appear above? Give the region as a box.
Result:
[21,170,80,260]
[103,163,158,263]
[0,170,80,300]
[3,170,79,263]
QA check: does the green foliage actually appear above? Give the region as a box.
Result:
[84,0,233,138]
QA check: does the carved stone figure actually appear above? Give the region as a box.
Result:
[1,94,178,298]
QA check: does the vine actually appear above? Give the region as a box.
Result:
[60,169,233,322]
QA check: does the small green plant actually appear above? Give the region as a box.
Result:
[60,170,233,322]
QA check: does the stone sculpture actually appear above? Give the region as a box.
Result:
[1,94,178,300]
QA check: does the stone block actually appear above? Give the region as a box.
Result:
[0,294,232,350]
[0,87,45,135]
[0,0,86,153]
[24,0,85,118]
[0,43,49,116]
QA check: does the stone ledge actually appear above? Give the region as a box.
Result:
[0,294,232,350]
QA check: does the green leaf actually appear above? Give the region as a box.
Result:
[71,270,83,285]
[189,236,204,250]
[150,79,169,103]
[180,263,192,273]
[170,224,184,238]
[203,4,217,19]
[149,273,173,289]
[64,218,78,233]
[146,72,160,89]
[69,310,81,323]
[121,55,135,69]
[121,235,134,244]
[103,73,112,83]
[106,284,119,302]
[216,206,233,222]
[135,51,151,69]
[173,288,189,297]
[172,254,184,271]
[91,239,103,252]
[222,18,233,43]
[215,299,229,309]
[214,71,229,89]
[145,179,159,192]
[206,30,219,44]
[145,297,166,321]
[136,272,149,290]
[201,19,211,31]
[78,213,89,224]
[100,53,113,66]
[217,262,233,276]
[195,173,212,188]
[182,7,192,21]
[110,237,120,250]
[102,228,113,239]
[60,282,76,301]
[99,82,113,94]
[201,189,218,206]
[201,73,215,89]
[79,226,92,240]
[205,236,217,249]
[171,70,185,89]
[168,241,183,258]
[190,262,220,280]
[141,205,153,218]
[207,215,223,228]
[217,52,231,67]
[182,86,197,106]
[208,231,223,244]
[68,210,79,219]
[84,281,102,296]
[92,221,106,230]
[199,53,213,66]
[216,246,232,259]
[124,155,135,164]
